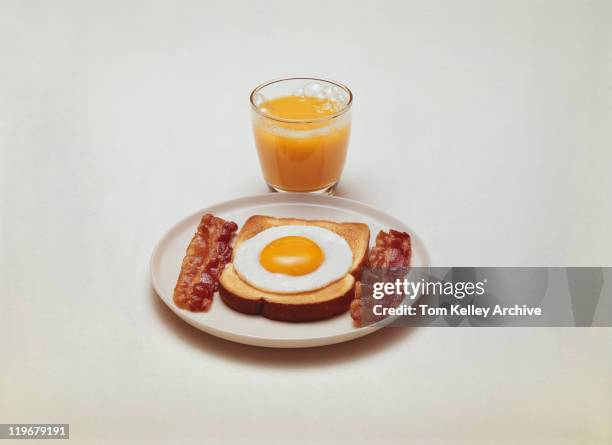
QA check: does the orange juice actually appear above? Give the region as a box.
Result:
[252,94,351,193]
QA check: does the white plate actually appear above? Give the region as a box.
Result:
[150,193,430,348]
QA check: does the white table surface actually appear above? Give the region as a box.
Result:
[1,1,610,444]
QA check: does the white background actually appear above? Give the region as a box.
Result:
[1,1,610,444]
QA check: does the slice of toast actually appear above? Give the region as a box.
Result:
[219,215,370,322]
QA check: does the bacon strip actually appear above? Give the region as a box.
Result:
[367,229,412,269]
[173,214,238,312]
[350,229,412,324]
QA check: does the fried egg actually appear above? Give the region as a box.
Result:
[232,225,353,293]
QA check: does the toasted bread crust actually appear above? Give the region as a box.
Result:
[219,278,355,322]
[218,215,370,322]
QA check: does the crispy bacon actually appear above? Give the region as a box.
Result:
[173,214,238,312]
[349,282,363,322]
[351,229,412,325]
[368,229,412,269]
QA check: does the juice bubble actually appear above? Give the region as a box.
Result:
[304,82,324,97]
[331,86,349,104]
[335,88,347,103]
[300,81,350,107]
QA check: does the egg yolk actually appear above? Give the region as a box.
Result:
[259,236,324,276]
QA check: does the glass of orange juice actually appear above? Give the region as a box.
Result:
[250,77,352,194]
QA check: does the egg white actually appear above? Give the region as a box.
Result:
[233,225,353,294]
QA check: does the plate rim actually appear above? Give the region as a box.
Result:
[150,193,430,347]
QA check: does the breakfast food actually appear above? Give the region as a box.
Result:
[219,215,370,322]
[172,211,413,326]
[233,225,353,293]
[350,229,412,325]
[173,214,238,312]
[367,229,412,269]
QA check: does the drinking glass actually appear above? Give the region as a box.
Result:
[250,77,353,194]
